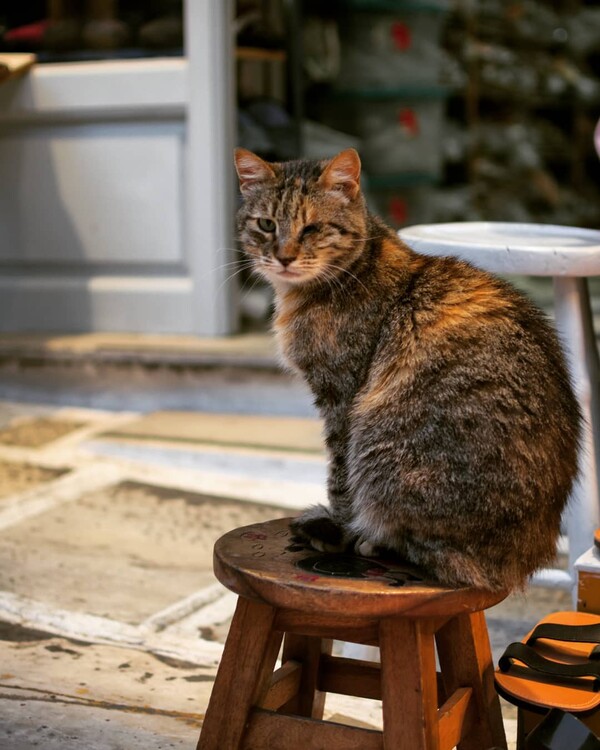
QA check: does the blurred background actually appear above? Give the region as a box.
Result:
[0,0,600,337]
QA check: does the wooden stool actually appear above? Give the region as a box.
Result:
[196,518,508,750]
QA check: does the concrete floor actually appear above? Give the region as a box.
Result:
[0,376,576,749]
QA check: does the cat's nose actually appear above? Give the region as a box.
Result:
[278,257,295,267]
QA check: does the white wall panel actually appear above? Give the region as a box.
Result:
[0,0,235,335]
[0,124,184,265]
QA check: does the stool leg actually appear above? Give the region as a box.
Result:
[554,276,600,586]
[517,707,543,750]
[379,616,439,750]
[197,597,282,750]
[279,634,333,718]
[436,611,507,750]
[516,708,527,750]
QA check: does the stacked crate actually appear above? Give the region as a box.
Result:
[327,0,452,227]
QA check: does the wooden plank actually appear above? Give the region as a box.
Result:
[196,598,281,750]
[436,612,507,750]
[243,708,383,750]
[319,654,382,700]
[236,46,286,62]
[274,609,379,645]
[261,661,302,711]
[379,617,439,750]
[437,687,474,750]
[578,570,600,614]
[0,53,35,83]
[280,634,332,718]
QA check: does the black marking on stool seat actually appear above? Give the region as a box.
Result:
[296,553,427,586]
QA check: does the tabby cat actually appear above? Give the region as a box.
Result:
[234,147,581,591]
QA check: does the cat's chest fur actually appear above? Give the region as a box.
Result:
[274,291,383,406]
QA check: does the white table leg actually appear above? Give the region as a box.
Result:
[553,277,600,588]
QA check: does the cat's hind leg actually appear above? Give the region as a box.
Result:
[289,504,350,553]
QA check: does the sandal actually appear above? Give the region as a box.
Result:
[495,611,600,713]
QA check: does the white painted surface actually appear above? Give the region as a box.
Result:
[184,0,236,335]
[0,59,187,119]
[0,591,223,666]
[0,124,184,264]
[141,583,228,631]
[530,568,574,588]
[400,222,600,276]
[574,544,600,575]
[83,440,326,510]
[0,0,236,335]
[0,277,197,333]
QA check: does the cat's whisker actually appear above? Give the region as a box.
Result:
[323,274,343,299]
[343,234,386,243]
[215,271,245,296]
[215,263,259,295]
[240,273,272,310]
[192,259,254,286]
[327,263,371,294]
[211,263,256,285]
[212,259,255,273]
[319,267,349,299]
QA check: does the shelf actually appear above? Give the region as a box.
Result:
[35,48,184,63]
[475,89,600,109]
[344,0,450,12]
[236,47,286,63]
[0,53,35,82]
[31,45,286,66]
[365,172,439,189]
[334,85,451,100]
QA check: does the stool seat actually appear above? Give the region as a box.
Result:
[215,517,506,619]
[399,221,600,276]
[198,518,509,750]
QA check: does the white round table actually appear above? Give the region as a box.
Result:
[400,222,600,591]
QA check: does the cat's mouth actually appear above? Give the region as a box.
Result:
[271,267,308,283]
[259,261,313,284]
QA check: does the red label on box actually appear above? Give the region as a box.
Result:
[389,197,408,225]
[398,108,419,136]
[391,22,412,51]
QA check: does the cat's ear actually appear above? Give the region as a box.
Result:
[319,149,361,200]
[234,148,276,193]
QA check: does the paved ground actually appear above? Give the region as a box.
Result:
[0,392,574,749]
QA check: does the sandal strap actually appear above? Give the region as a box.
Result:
[527,622,600,659]
[498,642,600,690]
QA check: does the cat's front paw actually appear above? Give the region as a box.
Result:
[354,537,378,557]
[290,505,348,553]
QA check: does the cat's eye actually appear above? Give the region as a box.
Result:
[301,224,320,239]
[257,218,276,232]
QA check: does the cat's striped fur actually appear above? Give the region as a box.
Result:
[234,147,581,591]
